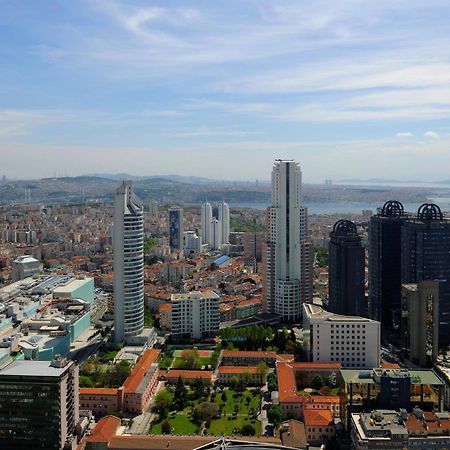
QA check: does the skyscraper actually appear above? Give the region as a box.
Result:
[401,203,450,346]
[0,356,79,450]
[369,200,408,331]
[200,202,212,246]
[328,220,366,316]
[113,181,144,343]
[168,207,184,251]
[263,160,307,322]
[200,201,229,249]
[218,201,230,244]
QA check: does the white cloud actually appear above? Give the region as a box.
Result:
[396,132,414,138]
[424,130,440,139]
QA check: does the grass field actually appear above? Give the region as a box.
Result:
[149,388,262,437]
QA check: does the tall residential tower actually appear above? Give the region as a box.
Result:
[113,181,144,343]
[263,160,310,321]
[168,207,184,251]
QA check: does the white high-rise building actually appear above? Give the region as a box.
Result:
[200,201,229,249]
[113,181,144,343]
[218,202,230,244]
[263,160,308,322]
[200,202,213,246]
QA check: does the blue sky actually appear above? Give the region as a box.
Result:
[1,0,450,182]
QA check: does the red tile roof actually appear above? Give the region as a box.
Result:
[84,415,120,443]
[80,387,119,396]
[304,409,334,427]
[277,363,341,404]
[123,349,160,394]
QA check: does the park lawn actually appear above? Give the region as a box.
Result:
[215,390,261,415]
[208,416,261,436]
[149,414,198,435]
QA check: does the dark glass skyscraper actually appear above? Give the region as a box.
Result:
[369,201,408,332]
[328,220,366,316]
[168,207,183,251]
[401,203,450,346]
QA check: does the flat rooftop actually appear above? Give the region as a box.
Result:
[341,368,444,385]
[0,360,69,377]
[53,277,92,294]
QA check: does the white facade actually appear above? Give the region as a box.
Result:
[200,202,213,247]
[264,160,305,321]
[171,291,220,339]
[303,303,380,369]
[183,231,202,255]
[200,201,230,249]
[211,219,222,250]
[218,202,230,244]
[11,255,40,281]
[113,181,144,343]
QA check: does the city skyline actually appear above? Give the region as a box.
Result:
[1,1,450,181]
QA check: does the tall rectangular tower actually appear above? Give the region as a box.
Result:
[113,181,144,343]
[200,202,212,246]
[328,220,366,317]
[401,203,450,346]
[264,160,306,322]
[168,207,184,251]
[369,201,408,330]
[218,202,230,244]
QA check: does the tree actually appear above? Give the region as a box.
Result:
[230,375,239,390]
[312,374,325,391]
[195,402,219,421]
[174,349,201,369]
[161,419,171,434]
[193,378,205,399]
[174,377,188,410]
[256,362,268,381]
[241,424,256,436]
[221,390,228,402]
[154,389,174,419]
[268,405,282,428]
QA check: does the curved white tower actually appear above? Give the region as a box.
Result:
[113,181,144,343]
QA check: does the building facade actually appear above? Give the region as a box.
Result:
[401,204,450,346]
[0,356,79,450]
[401,281,439,367]
[328,220,366,317]
[263,160,309,321]
[171,291,220,339]
[168,207,184,251]
[369,200,408,332]
[11,255,40,281]
[303,303,380,369]
[113,181,144,343]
